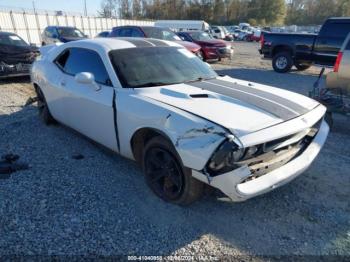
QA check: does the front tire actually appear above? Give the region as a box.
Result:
[272,52,293,73]
[143,136,203,205]
[35,86,56,125]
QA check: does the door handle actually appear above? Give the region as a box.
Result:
[60,81,66,87]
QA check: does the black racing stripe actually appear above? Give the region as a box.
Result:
[188,81,298,120]
[210,79,308,114]
[146,39,169,46]
[121,38,153,47]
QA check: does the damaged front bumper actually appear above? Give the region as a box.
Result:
[0,62,32,78]
[192,119,329,202]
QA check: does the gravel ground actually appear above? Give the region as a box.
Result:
[0,42,349,259]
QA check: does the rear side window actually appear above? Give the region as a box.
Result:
[178,33,192,42]
[118,28,132,37]
[131,28,144,37]
[56,48,111,85]
[320,22,350,38]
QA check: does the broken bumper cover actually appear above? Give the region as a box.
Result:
[0,62,32,78]
[192,119,329,202]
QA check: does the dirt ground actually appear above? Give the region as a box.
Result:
[0,41,349,259]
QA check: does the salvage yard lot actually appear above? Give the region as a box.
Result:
[0,42,349,257]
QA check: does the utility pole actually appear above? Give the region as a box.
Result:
[32,1,36,14]
[84,0,87,16]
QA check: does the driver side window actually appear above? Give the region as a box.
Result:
[55,48,112,86]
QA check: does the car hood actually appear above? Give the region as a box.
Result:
[174,40,200,52]
[59,36,86,42]
[137,76,319,137]
[0,44,39,64]
[195,39,228,47]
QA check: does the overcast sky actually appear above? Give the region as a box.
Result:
[0,0,102,15]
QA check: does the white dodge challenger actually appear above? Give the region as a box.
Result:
[31,38,329,205]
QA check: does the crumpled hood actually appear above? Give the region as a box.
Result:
[174,40,201,52]
[0,44,39,64]
[137,76,319,137]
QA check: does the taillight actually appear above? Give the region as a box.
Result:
[260,33,264,49]
[334,52,343,72]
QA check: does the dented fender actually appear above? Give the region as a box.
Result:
[115,89,231,170]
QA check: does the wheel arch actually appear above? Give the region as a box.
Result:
[272,45,295,57]
[130,127,176,165]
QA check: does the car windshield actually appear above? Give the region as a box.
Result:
[109,47,217,88]
[142,27,181,41]
[58,27,85,38]
[189,32,213,41]
[0,34,28,47]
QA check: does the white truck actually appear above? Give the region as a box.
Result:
[154,20,210,32]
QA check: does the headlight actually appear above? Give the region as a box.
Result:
[206,139,244,176]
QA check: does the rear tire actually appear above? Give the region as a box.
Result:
[272,52,293,73]
[142,136,203,205]
[294,62,312,71]
[35,86,56,125]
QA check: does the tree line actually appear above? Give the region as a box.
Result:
[99,0,350,26]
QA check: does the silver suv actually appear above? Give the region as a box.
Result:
[327,32,350,94]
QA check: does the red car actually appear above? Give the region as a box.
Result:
[177,31,234,61]
[109,26,202,59]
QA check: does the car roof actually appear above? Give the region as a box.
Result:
[62,37,181,51]
[327,17,350,22]
[47,26,77,29]
[0,31,17,36]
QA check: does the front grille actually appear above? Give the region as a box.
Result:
[239,120,322,183]
[218,47,231,54]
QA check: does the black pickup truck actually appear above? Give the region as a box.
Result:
[260,17,350,73]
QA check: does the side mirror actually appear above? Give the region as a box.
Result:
[30,43,37,47]
[75,72,95,85]
[52,33,58,39]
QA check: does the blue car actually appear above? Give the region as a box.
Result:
[41,26,87,46]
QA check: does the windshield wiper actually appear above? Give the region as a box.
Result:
[132,82,171,88]
[184,76,216,84]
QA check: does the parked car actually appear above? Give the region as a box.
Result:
[247,29,262,42]
[236,30,252,41]
[109,26,202,59]
[0,32,39,78]
[177,31,233,61]
[260,17,350,73]
[41,26,88,46]
[95,31,110,38]
[32,38,329,204]
[154,20,210,32]
[327,32,350,93]
[309,34,350,128]
[210,26,226,39]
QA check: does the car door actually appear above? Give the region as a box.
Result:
[54,47,118,151]
[313,21,350,65]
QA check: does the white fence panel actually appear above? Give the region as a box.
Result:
[37,14,48,30]
[74,16,83,31]
[101,18,108,30]
[0,12,13,31]
[47,15,57,25]
[57,15,66,26]
[66,16,75,27]
[0,10,154,45]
